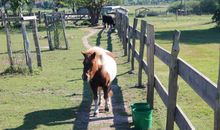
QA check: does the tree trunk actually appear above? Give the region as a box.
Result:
[89,7,100,26]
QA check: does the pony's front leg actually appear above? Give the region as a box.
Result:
[103,87,109,112]
[98,87,101,106]
[92,86,99,116]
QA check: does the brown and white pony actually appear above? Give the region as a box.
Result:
[81,47,117,115]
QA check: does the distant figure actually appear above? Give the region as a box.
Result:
[81,47,117,116]
[102,15,115,29]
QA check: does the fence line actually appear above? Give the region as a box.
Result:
[116,11,220,130]
[2,13,42,72]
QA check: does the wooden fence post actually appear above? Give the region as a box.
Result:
[214,47,220,130]
[119,13,123,41]
[32,14,42,67]
[166,30,181,130]
[38,11,41,24]
[138,20,147,87]
[2,13,14,66]
[121,14,127,56]
[21,20,33,73]
[44,14,54,50]
[130,18,138,72]
[124,15,128,56]
[146,24,155,108]
[61,12,69,49]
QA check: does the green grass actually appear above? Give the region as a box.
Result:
[0,5,219,130]
[122,5,219,130]
[0,26,86,129]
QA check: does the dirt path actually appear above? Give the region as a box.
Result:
[81,27,99,49]
[74,27,132,130]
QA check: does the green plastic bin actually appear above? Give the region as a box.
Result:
[131,103,152,130]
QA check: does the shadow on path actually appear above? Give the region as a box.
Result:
[73,81,93,130]
[110,78,131,129]
[107,31,113,52]
[96,28,104,46]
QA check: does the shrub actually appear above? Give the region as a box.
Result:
[212,9,220,26]
[200,0,218,14]
[167,0,218,14]
[167,1,184,13]
[147,11,160,17]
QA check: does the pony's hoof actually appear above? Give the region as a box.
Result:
[105,107,109,112]
[94,112,98,116]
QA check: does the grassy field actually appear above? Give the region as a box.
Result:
[123,5,219,130]
[0,5,219,130]
[0,25,87,129]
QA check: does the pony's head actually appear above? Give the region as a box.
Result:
[81,51,100,81]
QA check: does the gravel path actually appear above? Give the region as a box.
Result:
[73,27,132,130]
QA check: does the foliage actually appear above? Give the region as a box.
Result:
[167,0,218,14]
[0,66,30,75]
[212,9,220,26]
[147,11,160,16]
[200,0,218,14]
[35,1,54,9]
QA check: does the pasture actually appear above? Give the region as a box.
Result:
[0,5,219,130]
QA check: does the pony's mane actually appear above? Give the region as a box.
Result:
[86,47,114,59]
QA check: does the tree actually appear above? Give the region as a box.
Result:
[72,0,121,25]
[26,0,35,14]
[65,0,77,13]
[212,0,220,26]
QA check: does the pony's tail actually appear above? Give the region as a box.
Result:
[108,90,113,97]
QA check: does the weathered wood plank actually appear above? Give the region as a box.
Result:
[2,14,14,66]
[154,76,168,106]
[154,76,195,130]
[138,20,147,87]
[22,16,37,21]
[128,25,141,39]
[21,21,33,73]
[176,105,195,130]
[124,15,129,56]
[134,49,139,61]
[178,58,217,109]
[131,18,138,71]
[154,43,172,67]
[135,30,141,39]
[142,60,148,75]
[214,49,220,130]
[61,13,69,49]
[166,30,181,130]
[44,14,54,50]
[32,15,42,67]
[146,24,155,108]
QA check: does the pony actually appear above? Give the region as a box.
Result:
[102,15,115,29]
[81,46,117,115]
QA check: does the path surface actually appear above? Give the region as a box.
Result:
[73,27,132,130]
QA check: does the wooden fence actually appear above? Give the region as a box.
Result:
[44,12,69,50]
[2,13,42,72]
[0,11,90,25]
[115,11,220,130]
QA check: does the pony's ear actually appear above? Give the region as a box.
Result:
[81,51,87,57]
[90,52,96,59]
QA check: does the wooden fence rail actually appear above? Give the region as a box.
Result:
[116,11,220,130]
[2,13,42,72]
